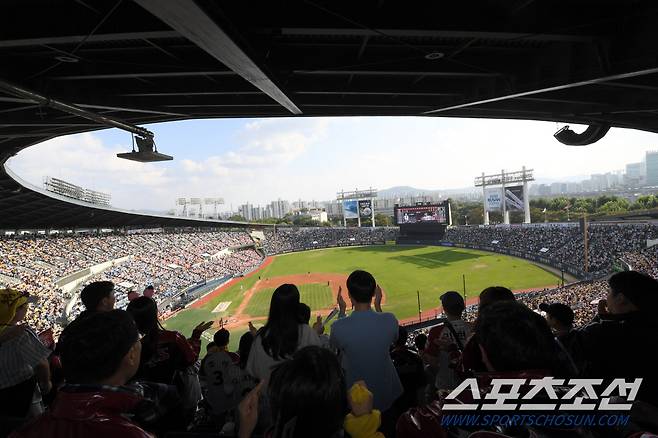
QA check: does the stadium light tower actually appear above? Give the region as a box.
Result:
[190,198,202,218]
[176,198,188,217]
[475,167,534,225]
[204,198,225,219]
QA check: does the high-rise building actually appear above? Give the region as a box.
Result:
[270,199,290,218]
[590,174,609,191]
[626,162,643,179]
[645,151,658,186]
[550,182,562,195]
[239,203,253,220]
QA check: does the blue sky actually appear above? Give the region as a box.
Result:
[7,117,658,212]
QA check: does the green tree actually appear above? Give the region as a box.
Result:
[631,195,658,210]
[597,199,630,213]
[374,213,392,226]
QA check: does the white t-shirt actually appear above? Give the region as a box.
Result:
[246,324,321,381]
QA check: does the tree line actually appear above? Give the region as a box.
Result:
[450,194,658,225]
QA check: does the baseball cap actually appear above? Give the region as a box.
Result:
[539,302,574,326]
[440,291,465,314]
[0,288,38,329]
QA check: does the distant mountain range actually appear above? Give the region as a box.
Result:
[377,185,477,199]
[377,175,594,199]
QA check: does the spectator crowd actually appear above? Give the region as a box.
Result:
[0,231,259,336]
[2,266,657,438]
[445,222,658,276]
[262,226,399,255]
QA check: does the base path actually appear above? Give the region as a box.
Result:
[190,256,274,309]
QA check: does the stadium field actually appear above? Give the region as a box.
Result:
[164,244,561,350]
[244,283,333,317]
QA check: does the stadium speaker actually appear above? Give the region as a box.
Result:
[553,123,611,146]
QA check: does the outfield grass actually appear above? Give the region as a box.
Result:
[243,283,333,317]
[165,244,561,350]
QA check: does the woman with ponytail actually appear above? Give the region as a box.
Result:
[246,284,321,381]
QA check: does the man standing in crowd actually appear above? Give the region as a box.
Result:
[330,270,402,412]
[79,281,116,316]
[539,301,583,373]
[202,328,241,426]
[578,270,658,406]
[423,291,471,392]
[11,310,150,438]
[58,281,116,345]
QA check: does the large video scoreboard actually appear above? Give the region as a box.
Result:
[394,202,449,225]
[394,201,450,244]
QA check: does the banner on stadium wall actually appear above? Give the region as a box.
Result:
[343,200,359,219]
[485,188,502,211]
[504,185,525,211]
[358,200,373,217]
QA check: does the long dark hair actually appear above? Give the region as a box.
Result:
[126,296,163,364]
[269,346,348,438]
[260,284,301,360]
[238,332,254,370]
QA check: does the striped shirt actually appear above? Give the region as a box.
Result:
[0,325,50,388]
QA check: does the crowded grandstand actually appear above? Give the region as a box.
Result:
[3,222,658,338]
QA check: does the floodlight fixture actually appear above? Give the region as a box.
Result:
[117,135,173,162]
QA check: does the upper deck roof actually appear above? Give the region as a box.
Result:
[1,0,657,228]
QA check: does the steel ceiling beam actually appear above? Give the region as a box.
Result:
[53,71,236,80]
[134,0,301,114]
[293,70,498,77]
[279,27,595,43]
[423,67,658,114]
[0,79,154,137]
[0,31,181,48]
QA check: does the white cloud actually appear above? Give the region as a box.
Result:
[7,132,173,208]
[179,118,329,187]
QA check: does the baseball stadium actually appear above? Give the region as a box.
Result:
[2,1,658,437]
